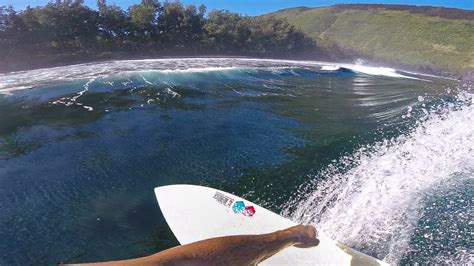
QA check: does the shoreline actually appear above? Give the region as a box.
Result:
[0,52,309,75]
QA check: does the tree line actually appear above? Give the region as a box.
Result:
[0,0,319,67]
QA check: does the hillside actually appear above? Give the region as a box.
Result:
[267,4,474,77]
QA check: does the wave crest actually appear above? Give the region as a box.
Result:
[0,58,436,95]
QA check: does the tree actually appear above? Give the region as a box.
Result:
[97,3,128,51]
[128,0,161,51]
[67,2,98,52]
[0,7,27,51]
[0,0,320,72]
[158,2,206,51]
[249,16,315,56]
[204,10,250,52]
[0,6,8,31]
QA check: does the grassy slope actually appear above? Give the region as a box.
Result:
[268,6,474,76]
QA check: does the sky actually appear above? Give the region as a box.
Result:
[3,0,473,14]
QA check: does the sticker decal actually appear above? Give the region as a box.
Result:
[232,201,245,213]
[213,191,234,207]
[242,206,256,217]
[232,201,256,217]
[212,191,256,217]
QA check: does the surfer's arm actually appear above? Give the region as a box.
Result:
[73,224,319,266]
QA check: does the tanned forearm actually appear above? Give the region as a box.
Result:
[70,225,318,266]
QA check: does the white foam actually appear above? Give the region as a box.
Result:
[337,64,430,81]
[347,65,408,78]
[142,76,154,85]
[0,58,436,95]
[156,66,239,73]
[165,87,181,98]
[49,78,95,110]
[321,65,341,71]
[287,91,474,264]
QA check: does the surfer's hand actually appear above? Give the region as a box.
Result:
[290,224,319,248]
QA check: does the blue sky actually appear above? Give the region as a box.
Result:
[4,0,473,14]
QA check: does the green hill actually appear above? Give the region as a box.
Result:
[267,4,474,77]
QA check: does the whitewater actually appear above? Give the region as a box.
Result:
[285,90,473,264]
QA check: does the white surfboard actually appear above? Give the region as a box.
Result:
[155,184,388,265]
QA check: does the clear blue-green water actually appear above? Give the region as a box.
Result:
[0,58,472,265]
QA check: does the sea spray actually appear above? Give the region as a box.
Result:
[285,90,473,264]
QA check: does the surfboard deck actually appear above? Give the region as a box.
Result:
[155,184,387,265]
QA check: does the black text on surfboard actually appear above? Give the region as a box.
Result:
[213,191,234,207]
[212,191,256,217]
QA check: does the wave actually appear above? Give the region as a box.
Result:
[284,90,473,264]
[320,65,341,71]
[0,58,437,95]
[319,64,428,80]
[342,65,423,80]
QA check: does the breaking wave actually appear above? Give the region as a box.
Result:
[0,58,432,95]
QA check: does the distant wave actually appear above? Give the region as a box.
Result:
[319,64,428,80]
[341,64,425,80]
[0,58,437,94]
[320,65,341,71]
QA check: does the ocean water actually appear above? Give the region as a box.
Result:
[0,58,471,265]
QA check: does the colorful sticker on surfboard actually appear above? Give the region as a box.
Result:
[213,192,255,217]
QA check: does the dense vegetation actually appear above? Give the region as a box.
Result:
[1,2,472,77]
[0,0,317,72]
[268,4,474,76]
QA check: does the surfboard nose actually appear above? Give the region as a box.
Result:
[153,184,388,266]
